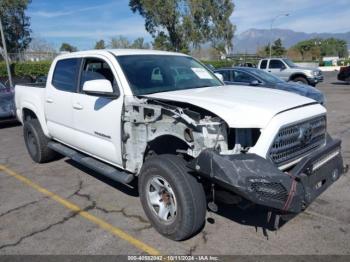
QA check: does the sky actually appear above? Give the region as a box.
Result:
[28,0,350,50]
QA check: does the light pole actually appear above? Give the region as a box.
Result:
[269,13,289,58]
[0,18,13,88]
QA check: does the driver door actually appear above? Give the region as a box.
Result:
[72,55,124,167]
[267,59,288,80]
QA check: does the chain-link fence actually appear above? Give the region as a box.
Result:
[4,52,58,62]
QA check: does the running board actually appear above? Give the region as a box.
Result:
[48,142,134,184]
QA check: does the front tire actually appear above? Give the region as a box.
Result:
[292,76,309,85]
[23,119,57,163]
[139,154,206,241]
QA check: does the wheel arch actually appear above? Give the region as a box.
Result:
[21,104,50,137]
[289,73,308,82]
[144,134,191,160]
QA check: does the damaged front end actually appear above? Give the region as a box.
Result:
[188,137,348,213]
[122,96,347,215]
[122,96,230,173]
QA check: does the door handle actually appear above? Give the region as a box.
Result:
[46,98,54,103]
[73,103,84,110]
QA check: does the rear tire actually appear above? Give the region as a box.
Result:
[292,76,309,85]
[139,154,206,241]
[23,119,58,163]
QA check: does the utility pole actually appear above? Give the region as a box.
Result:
[269,13,289,58]
[0,18,13,88]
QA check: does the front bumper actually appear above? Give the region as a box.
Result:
[308,75,324,85]
[188,136,347,213]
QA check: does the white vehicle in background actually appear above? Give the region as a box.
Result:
[15,49,347,240]
[257,58,324,86]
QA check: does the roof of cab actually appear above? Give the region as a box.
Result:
[56,49,188,59]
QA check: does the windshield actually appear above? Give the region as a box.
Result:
[248,68,285,83]
[116,55,222,95]
[283,58,297,68]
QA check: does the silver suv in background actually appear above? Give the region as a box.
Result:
[258,58,323,86]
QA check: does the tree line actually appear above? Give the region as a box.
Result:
[0,0,348,62]
[258,38,348,61]
[0,0,235,57]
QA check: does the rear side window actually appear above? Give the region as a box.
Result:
[260,60,267,69]
[52,58,80,92]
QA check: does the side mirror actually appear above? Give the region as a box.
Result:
[280,65,286,71]
[250,80,260,86]
[214,73,224,82]
[82,79,118,98]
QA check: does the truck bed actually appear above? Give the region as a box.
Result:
[15,84,47,123]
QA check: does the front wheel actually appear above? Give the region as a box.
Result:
[292,76,309,85]
[139,155,207,241]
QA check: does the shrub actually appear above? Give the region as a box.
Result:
[0,62,9,77]
[14,61,51,78]
[201,60,233,69]
[0,61,51,78]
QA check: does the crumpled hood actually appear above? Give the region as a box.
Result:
[145,85,316,128]
[275,82,325,104]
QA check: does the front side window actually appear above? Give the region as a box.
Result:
[52,58,80,92]
[269,59,285,69]
[80,58,117,90]
[116,55,222,95]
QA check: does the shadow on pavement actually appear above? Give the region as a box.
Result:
[63,157,297,238]
[209,202,297,238]
[331,82,350,86]
[0,120,21,129]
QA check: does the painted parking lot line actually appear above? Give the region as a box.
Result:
[0,164,161,256]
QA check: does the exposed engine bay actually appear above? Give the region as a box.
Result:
[122,96,260,173]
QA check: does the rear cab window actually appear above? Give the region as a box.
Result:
[52,58,80,92]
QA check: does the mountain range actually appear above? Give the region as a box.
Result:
[233,29,350,54]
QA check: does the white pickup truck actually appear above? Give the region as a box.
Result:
[15,49,347,240]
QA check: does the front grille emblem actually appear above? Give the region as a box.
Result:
[298,124,313,145]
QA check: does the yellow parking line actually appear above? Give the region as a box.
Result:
[0,164,161,256]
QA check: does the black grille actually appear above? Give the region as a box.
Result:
[250,182,287,202]
[269,115,326,166]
